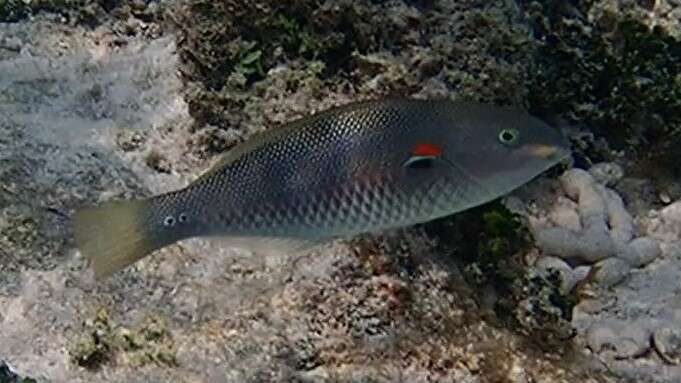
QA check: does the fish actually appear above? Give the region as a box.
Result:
[74,98,571,278]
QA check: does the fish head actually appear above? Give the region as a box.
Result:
[436,103,572,196]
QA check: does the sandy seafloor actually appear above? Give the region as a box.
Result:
[1,1,681,382]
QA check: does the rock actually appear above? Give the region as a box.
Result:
[593,258,630,287]
[0,360,37,383]
[615,177,658,216]
[116,128,146,152]
[502,195,526,215]
[0,362,18,383]
[573,266,591,284]
[661,201,681,224]
[646,206,681,244]
[586,321,651,359]
[661,243,681,260]
[574,298,610,316]
[589,162,624,186]
[535,255,573,273]
[535,255,576,293]
[586,322,617,353]
[653,327,681,365]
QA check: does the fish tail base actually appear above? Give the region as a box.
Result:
[74,199,158,279]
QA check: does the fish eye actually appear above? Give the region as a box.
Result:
[178,213,188,223]
[498,128,520,146]
[163,215,175,227]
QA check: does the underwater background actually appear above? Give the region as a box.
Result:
[0,0,680,382]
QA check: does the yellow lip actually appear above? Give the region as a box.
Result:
[525,144,563,159]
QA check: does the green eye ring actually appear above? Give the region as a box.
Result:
[498,128,520,146]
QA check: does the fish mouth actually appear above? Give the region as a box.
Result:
[524,144,571,162]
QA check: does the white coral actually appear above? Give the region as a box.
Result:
[526,165,662,289]
[645,200,681,243]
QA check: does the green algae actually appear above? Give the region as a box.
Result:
[426,201,576,348]
[144,149,170,173]
[70,308,115,370]
[70,308,178,370]
[430,201,531,287]
[524,1,681,173]
[0,0,107,24]
[0,0,166,32]
[174,0,536,145]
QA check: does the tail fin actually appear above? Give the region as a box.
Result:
[73,199,160,279]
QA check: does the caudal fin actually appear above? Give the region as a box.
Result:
[73,199,159,279]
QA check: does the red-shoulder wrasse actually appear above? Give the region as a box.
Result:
[74,98,571,278]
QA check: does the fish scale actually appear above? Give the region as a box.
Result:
[74,98,571,278]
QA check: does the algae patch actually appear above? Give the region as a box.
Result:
[173,0,537,159]
[0,0,164,29]
[426,201,577,348]
[524,1,681,176]
[70,308,178,370]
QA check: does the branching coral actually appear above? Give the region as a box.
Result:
[512,163,681,367]
[531,166,662,290]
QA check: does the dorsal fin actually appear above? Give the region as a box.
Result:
[193,127,276,183]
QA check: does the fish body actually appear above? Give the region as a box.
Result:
[74,98,570,278]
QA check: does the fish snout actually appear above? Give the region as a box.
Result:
[523,143,571,162]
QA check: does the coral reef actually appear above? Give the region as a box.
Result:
[0,0,166,36]
[0,5,601,381]
[508,162,681,381]
[531,166,662,288]
[1,0,681,382]
[0,20,187,294]
[171,0,537,158]
[0,360,37,383]
[522,0,681,192]
[425,201,577,348]
[70,308,177,370]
